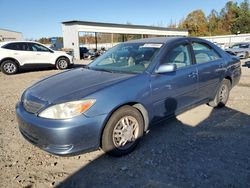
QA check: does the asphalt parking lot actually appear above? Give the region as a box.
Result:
[0,59,250,188]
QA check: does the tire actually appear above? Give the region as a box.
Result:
[245,52,249,59]
[102,105,144,157]
[208,79,231,108]
[0,59,18,75]
[56,57,69,70]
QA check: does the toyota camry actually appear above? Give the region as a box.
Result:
[16,37,241,156]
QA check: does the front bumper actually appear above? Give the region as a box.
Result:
[16,102,107,155]
[69,56,74,65]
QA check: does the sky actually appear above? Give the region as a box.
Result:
[0,0,244,39]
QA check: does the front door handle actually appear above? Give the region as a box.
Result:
[219,63,225,68]
[188,72,198,78]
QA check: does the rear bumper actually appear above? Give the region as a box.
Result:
[16,102,107,155]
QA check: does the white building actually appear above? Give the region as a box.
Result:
[0,28,23,42]
[62,20,188,59]
[202,33,250,49]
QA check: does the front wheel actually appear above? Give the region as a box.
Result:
[56,57,69,70]
[245,52,249,59]
[208,79,231,108]
[102,106,144,157]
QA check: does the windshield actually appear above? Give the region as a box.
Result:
[89,42,163,74]
[231,45,240,49]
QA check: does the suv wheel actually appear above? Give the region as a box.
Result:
[56,57,69,70]
[208,79,231,108]
[1,60,18,75]
[102,105,144,157]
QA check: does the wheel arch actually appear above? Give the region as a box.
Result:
[224,76,232,88]
[0,57,20,67]
[99,102,149,147]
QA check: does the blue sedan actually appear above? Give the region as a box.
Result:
[16,37,241,156]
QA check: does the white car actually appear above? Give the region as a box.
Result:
[0,41,74,75]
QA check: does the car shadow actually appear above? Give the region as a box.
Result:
[57,102,250,188]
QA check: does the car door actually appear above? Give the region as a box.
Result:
[28,43,54,64]
[150,41,199,121]
[191,40,225,101]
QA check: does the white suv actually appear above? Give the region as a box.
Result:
[0,41,74,75]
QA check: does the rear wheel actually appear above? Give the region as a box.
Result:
[56,57,69,70]
[208,79,231,108]
[0,60,18,75]
[102,105,144,157]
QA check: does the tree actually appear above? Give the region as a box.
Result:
[178,0,250,36]
[37,37,63,44]
[37,37,50,44]
[181,10,209,36]
[207,9,219,35]
[231,0,250,34]
[219,1,239,34]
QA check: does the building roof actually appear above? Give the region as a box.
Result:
[0,28,22,34]
[125,37,184,44]
[62,20,187,32]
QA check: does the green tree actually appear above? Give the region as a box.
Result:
[219,1,239,34]
[231,0,250,34]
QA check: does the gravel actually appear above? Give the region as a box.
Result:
[0,60,250,188]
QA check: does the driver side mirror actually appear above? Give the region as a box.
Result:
[155,64,177,74]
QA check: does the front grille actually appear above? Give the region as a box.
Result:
[23,99,44,114]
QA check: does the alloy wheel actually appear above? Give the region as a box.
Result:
[58,59,68,69]
[3,62,17,74]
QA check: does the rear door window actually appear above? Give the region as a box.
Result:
[192,42,221,64]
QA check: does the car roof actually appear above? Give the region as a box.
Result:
[0,41,41,46]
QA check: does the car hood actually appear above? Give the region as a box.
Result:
[54,51,69,55]
[226,48,245,53]
[25,68,134,104]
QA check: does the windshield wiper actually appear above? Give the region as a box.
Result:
[90,68,115,73]
[82,64,90,69]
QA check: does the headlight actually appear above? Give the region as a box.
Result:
[38,99,96,119]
